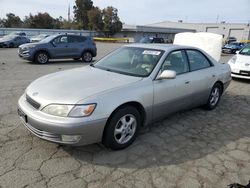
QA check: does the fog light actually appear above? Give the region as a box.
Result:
[61,135,81,143]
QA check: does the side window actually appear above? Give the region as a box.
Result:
[60,36,68,43]
[186,50,211,71]
[78,36,87,42]
[53,36,68,44]
[161,50,189,75]
[68,36,85,43]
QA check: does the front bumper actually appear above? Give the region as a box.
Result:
[17,94,107,146]
[231,72,250,79]
[222,48,234,54]
[229,64,250,80]
[18,48,34,61]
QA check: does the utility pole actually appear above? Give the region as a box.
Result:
[216,14,219,24]
[68,3,71,22]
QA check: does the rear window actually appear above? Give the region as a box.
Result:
[68,36,86,43]
[186,50,212,71]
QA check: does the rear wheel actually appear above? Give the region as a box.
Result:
[103,106,141,150]
[35,52,49,64]
[204,83,222,110]
[82,51,93,62]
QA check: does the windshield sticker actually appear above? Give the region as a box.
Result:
[142,50,161,56]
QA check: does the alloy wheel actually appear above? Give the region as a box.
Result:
[114,114,137,144]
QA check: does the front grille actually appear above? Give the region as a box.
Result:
[26,94,41,109]
[232,71,250,77]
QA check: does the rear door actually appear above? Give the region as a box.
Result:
[184,49,217,106]
[67,35,86,57]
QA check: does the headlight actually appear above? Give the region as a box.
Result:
[228,56,237,64]
[42,104,96,117]
[68,104,96,117]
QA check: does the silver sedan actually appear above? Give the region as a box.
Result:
[18,44,231,150]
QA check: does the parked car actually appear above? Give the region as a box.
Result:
[8,31,26,36]
[228,44,250,79]
[17,44,231,150]
[222,42,245,54]
[225,37,237,44]
[0,35,30,48]
[30,34,50,42]
[18,34,97,63]
[139,37,165,43]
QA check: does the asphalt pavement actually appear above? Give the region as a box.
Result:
[0,43,250,188]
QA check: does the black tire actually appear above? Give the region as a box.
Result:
[9,43,14,48]
[73,58,80,61]
[35,51,49,64]
[82,51,93,62]
[204,83,222,110]
[103,106,141,150]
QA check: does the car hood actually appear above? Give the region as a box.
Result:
[26,66,143,105]
[236,54,250,63]
[0,38,12,43]
[20,42,39,48]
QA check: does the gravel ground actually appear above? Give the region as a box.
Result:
[0,43,250,188]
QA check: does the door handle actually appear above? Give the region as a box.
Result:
[185,81,190,84]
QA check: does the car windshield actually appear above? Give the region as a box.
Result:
[34,34,48,39]
[239,45,250,56]
[39,35,58,43]
[93,47,164,77]
[139,37,153,43]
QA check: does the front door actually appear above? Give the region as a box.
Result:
[153,50,193,120]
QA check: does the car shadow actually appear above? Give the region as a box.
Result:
[61,92,250,169]
[232,77,250,84]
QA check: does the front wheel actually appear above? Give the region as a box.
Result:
[35,52,49,64]
[9,43,14,48]
[82,51,93,62]
[103,106,141,150]
[204,83,222,110]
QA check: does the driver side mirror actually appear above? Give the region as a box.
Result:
[157,70,176,80]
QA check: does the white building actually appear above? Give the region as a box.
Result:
[115,21,250,43]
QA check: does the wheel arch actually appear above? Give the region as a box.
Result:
[102,101,147,142]
[82,49,94,56]
[34,50,51,59]
[215,80,224,93]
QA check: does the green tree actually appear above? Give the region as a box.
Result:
[23,13,61,29]
[2,13,23,27]
[73,0,93,30]
[87,7,103,31]
[0,18,3,27]
[102,6,122,37]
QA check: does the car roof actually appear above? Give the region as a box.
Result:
[124,43,199,51]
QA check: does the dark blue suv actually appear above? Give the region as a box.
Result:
[18,34,97,64]
[222,42,245,54]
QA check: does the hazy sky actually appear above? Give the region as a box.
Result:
[0,0,249,25]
